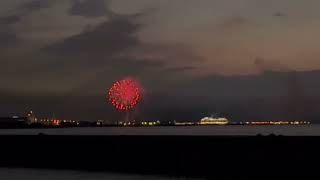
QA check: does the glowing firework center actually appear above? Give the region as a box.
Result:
[108,79,142,111]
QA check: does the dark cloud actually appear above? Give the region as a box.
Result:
[273,12,287,17]
[42,10,200,84]
[40,14,147,89]
[0,15,21,25]
[0,0,55,49]
[0,17,19,49]
[0,0,54,22]
[0,5,170,89]
[68,0,147,19]
[17,13,156,95]
[219,16,248,30]
[161,66,196,73]
[49,0,148,59]
[20,0,52,12]
[69,0,112,18]
[0,31,19,49]
[46,17,140,61]
[4,0,54,24]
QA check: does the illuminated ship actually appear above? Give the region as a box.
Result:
[199,116,229,125]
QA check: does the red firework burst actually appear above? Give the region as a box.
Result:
[108,78,142,111]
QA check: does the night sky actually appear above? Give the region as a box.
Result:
[1,0,320,122]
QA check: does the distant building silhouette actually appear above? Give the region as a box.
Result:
[0,116,28,128]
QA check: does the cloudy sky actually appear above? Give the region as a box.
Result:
[1,0,320,121]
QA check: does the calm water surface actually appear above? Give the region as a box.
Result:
[0,125,318,136]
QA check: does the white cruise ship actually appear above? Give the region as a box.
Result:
[199,116,229,125]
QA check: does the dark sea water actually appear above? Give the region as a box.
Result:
[0,125,318,136]
[0,168,201,180]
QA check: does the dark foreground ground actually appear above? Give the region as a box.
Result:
[0,135,318,180]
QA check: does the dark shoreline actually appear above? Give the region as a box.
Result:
[0,135,318,179]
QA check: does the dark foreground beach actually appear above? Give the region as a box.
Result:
[0,132,318,180]
[0,168,197,180]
